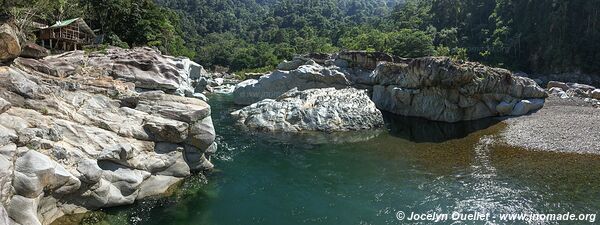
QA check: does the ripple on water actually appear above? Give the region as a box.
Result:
[56,94,600,225]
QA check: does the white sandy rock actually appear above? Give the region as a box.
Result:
[510,99,545,116]
[232,88,384,132]
[0,47,216,225]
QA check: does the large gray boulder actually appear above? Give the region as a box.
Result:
[13,150,81,198]
[510,99,545,116]
[233,62,351,105]
[19,42,49,59]
[371,58,547,122]
[231,87,384,132]
[0,23,21,63]
[0,47,216,225]
[6,195,40,225]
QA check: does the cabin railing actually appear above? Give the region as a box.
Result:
[48,29,93,44]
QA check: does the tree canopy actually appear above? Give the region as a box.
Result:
[3,0,599,74]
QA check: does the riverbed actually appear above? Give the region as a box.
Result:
[57,93,600,225]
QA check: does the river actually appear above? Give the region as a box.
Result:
[57,93,600,225]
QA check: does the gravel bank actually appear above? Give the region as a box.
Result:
[501,96,600,154]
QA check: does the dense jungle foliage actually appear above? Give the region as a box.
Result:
[2,0,599,74]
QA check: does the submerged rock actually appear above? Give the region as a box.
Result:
[0,48,216,225]
[231,87,384,132]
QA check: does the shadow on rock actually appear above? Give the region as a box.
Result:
[383,112,502,143]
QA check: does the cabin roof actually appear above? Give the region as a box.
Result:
[46,18,95,36]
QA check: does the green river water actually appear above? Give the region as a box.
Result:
[57,94,600,225]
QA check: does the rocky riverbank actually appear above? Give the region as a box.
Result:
[501,82,600,154]
[0,45,217,225]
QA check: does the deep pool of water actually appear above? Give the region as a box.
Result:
[59,94,600,225]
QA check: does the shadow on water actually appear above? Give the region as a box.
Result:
[53,93,600,225]
[382,111,502,143]
[210,92,499,145]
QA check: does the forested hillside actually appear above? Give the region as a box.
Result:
[156,0,599,74]
[393,0,600,75]
[155,0,404,71]
[2,0,599,74]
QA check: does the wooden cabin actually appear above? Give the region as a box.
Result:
[37,18,95,51]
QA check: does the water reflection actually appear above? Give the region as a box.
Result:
[54,94,600,225]
[383,112,502,143]
[245,129,385,145]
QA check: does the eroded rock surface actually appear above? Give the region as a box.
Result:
[234,51,548,122]
[14,47,206,96]
[233,61,351,105]
[0,48,216,225]
[232,88,384,132]
[371,58,547,122]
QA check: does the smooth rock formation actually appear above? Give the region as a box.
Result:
[510,99,545,116]
[236,51,548,122]
[231,88,384,132]
[371,58,547,122]
[233,61,351,105]
[13,47,205,96]
[0,22,21,63]
[495,101,516,115]
[0,48,216,225]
